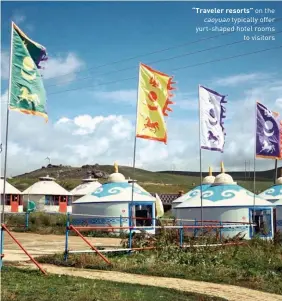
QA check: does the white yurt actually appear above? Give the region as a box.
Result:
[22,175,72,213]
[259,174,282,232]
[0,178,23,213]
[272,198,282,232]
[72,163,156,233]
[171,167,215,216]
[175,163,276,240]
[70,175,101,202]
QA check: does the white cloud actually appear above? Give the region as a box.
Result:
[1,51,9,80]
[41,53,84,84]
[213,73,270,87]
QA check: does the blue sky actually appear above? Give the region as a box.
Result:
[1,1,282,176]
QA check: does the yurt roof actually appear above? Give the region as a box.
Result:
[22,175,71,195]
[70,177,101,196]
[0,178,22,194]
[73,163,155,204]
[274,199,282,206]
[172,167,215,205]
[175,164,274,209]
[172,184,211,204]
[258,176,282,200]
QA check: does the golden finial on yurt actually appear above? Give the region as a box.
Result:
[114,162,118,173]
[220,161,225,173]
[209,166,212,176]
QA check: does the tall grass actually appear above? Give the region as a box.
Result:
[37,227,282,295]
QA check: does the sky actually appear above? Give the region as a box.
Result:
[1,1,282,177]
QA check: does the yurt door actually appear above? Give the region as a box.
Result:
[11,195,19,212]
[250,208,272,238]
[59,196,67,213]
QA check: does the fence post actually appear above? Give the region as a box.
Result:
[219,221,222,242]
[180,221,183,247]
[64,213,70,261]
[25,211,29,229]
[0,226,4,269]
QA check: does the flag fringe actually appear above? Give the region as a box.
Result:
[9,107,48,122]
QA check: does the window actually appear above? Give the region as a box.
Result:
[45,195,52,205]
[5,194,11,205]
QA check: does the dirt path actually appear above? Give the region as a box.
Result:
[3,232,121,261]
[17,263,282,301]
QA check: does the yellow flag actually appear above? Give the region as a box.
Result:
[136,63,175,144]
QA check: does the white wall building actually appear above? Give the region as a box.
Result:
[22,175,72,213]
[175,168,275,240]
[70,176,101,202]
[72,164,156,233]
[0,178,23,213]
[172,168,215,216]
[259,176,282,232]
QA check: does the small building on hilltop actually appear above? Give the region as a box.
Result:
[0,178,23,213]
[171,167,215,216]
[72,163,156,233]
[175,163,275,240]
[22,175,72,213]
[70,175,101,202]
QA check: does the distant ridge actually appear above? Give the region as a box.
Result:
[158,167,282,182]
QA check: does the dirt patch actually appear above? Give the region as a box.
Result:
[3,232,121,261]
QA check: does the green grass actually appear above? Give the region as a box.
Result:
[37,238,282,295]
[1,267,225,301]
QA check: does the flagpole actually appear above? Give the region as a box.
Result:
[2,21,14,223]
[274,159,278,184]
[198,85,203,229]
[253,101,257,226]
[130,63,141,230]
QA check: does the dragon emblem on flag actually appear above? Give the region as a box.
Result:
[136,63,175,144]
[256,102,282,159]
[199,86,227,152]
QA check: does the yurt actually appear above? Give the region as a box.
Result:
[0,178,23,213]
[259,174,282,232]
[171,167,215,216]
[175,163,276,240]
[22,175,72,213]
[72,163,156,233]
[70,175,101,202]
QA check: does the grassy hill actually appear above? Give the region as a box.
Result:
[7,163,279,194]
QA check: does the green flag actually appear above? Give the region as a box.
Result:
[9,22,48,121]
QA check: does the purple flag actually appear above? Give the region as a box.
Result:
[199,86,227,152]
[256,102,281,159]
